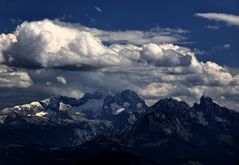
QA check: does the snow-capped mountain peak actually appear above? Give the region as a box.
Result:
[0,90,238,152]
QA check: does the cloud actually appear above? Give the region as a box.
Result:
[56,76,67,85]
[0,20,190,68]
[205,25,219,30]
[0,19,239,110]
[223,44,231,49]
[85,27,189,45]
[94,6,102,12]
[196,13,239,27]
[57,20,189,45]
[192,48,209,55]
[0,65,32,88]
[0,33,17,63]
[2,20,118,68]
[141,43,192,67]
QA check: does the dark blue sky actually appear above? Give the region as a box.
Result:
[0,0,239,67]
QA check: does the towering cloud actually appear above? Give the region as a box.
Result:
[0,19,238,110]
[1,20,190,68]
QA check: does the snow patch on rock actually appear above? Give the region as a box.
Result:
[35,111,48,117]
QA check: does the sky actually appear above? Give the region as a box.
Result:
[0,0,239,110]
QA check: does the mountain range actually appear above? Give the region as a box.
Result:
[0,90,239,165]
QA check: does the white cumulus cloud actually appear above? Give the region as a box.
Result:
[0,19,239,110]
[0,20,190,68]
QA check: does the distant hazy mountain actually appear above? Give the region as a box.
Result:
[0,90,239,165]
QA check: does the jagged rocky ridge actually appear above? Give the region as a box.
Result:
[0,90,239,165]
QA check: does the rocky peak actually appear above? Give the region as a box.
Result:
[151,98,190,115]
[200,96,214,106]
[120,89,139,100]
[194,96,225,113]
[39,97,60,111]
[102,90,147,116]
[193,96,239,130]
[82,91,103,100]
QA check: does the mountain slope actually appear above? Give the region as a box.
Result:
[0,90,239,164]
